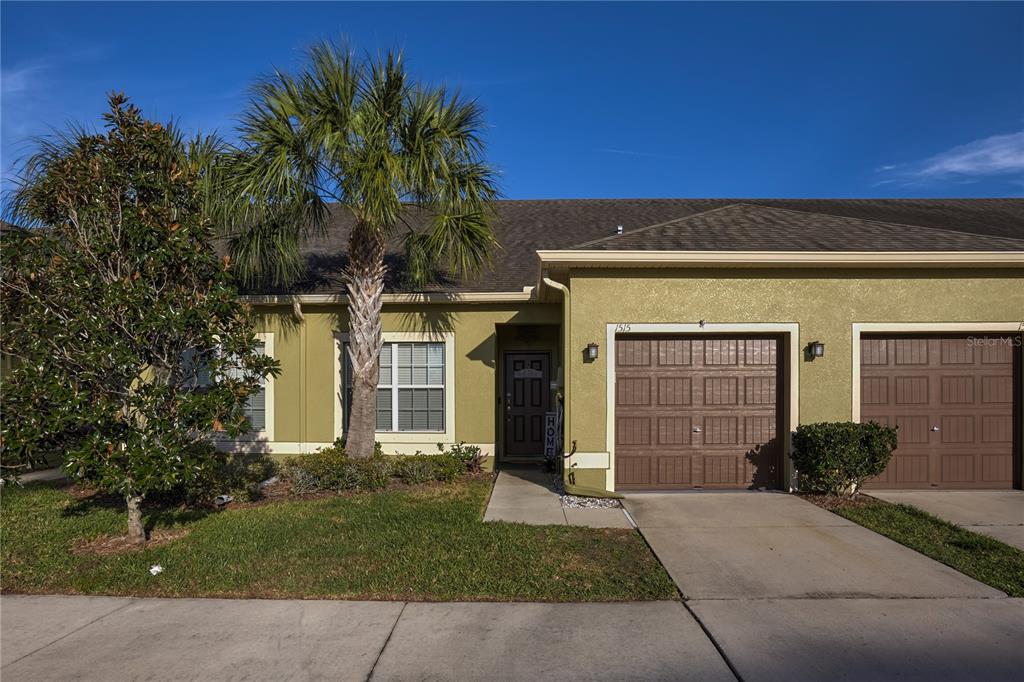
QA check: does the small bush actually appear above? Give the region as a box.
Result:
[155,452,278,505]
[281,442,474,493]
[791,421,897,496]
[442,442,487,473]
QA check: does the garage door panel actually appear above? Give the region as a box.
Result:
[657,417,692,446]
[657,456,692,485]
[657,377,691,405]
[616,336,782,490]
[861,334,1019,490]
[983,455,1013,483]
[940,376,974,404]
[982,376,1013,403]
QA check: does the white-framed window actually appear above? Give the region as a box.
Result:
[343,341,446,432]
[193,333,275,440]
[334,331,455,444]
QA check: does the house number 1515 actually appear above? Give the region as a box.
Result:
[615,324,632,333]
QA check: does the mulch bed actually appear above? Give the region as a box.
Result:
[72,527,190,556]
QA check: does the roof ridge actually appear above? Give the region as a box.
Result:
[740,202,1024,246]
[567,203,741,249]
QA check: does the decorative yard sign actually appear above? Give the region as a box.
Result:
[544,413,558,459]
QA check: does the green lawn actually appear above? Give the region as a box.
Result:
[830,499,1024,597]
[1,479,676,602]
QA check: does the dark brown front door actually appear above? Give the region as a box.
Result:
[503,352,551,458]
[615,336,783,490]
[861,334,1019,489]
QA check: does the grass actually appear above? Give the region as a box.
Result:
[0,479,677,602]
[824,497,1024,597]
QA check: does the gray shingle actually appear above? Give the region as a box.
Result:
[245,198,1024,294]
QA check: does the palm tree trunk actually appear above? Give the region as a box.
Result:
[126,495,146,545]
[345,226,385,459]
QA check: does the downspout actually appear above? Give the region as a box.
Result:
[541,276,620,499]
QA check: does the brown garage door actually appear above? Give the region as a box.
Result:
[614,335,783,490]
[861,334,1020,489]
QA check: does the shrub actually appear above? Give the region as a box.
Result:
[393,454,464,484]
[281,445,395,493]
[161,452,278,505]
[791,421,898,496]
[442,442,487,473]
[282,442,475,493]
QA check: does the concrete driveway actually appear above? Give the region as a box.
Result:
[869,490,1024,550]
[623,491,1002,599]
[622,491,1022,682]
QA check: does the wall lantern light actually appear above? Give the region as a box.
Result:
[809,341,825,359]
[586,343,600,361]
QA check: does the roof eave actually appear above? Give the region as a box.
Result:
[536,250,1024,270]
[241,289,537,306]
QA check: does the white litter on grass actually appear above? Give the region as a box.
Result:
[552,475,622,509]
[149,565,164,576]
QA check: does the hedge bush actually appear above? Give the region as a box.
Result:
[282,442,482,493]
[791,421,898,496]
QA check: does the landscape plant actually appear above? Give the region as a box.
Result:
[1,94,278,544]
[281,442,481,493]
[791,421,898,496]
[226,41,499,458]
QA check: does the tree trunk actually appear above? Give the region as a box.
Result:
[126,495,146,545]
[345,225,385,459]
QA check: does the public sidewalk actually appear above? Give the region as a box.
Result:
[0,595,727,681]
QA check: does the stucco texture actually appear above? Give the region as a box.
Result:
[254,303,561,451]
[565,267,1024,479]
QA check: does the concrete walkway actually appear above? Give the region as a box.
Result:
[4,592,1022,681]
[624,491,1002,599]
[0,595,731,681]
[483,468,632,528]
[869,490,1024,550]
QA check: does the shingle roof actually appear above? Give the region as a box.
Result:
[573,203,1024,252]
[252,198,1024,295]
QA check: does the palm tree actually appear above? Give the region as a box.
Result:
[228,42,499,458]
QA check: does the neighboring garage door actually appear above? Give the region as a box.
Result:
[614,336,783,490]
[861,334,1020,489]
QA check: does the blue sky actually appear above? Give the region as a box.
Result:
[2,2,1022,198]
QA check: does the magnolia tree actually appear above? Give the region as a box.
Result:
[1,94,278,544]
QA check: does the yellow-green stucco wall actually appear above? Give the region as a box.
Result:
[253,302,561,452]
[565,267,1024,488]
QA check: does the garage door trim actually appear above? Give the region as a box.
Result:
[606,322,800,492]
[852,322,1022,490]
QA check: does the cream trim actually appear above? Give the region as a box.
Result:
[606,322,801,491]
[539,250,1024,268]
[216,441,494,456]
[333,331,456,444]
[850,322,1023,422]
[570,451,609,468]
[244,289,535,306]
[216,440,332,455]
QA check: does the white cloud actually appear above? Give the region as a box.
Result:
[598,147,682,161]
[1,59,52,96]
[919,131,1024,177]
[878,131,1024,185]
